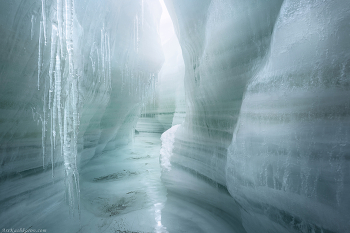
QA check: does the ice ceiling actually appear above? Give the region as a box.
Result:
[0,0,349,233]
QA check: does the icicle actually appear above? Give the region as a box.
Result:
[57,0,64,57]
[31,15,35,40]
[42,114,45,168]
[38,21,43,90]
[41,0,47,45]
[141,0,144,29]
[55,41,64,157]
[48,25,58,179]
[72,78,80,214]
[50,105,54,178]
[74,170,80,212]
[49,25,58,109]
[42,84,51,177]
[65,0,74,74]
[63,91,80,212]
[136,15,139,53]
[134,17,137,52]
[60,0,80,212]
[72,77,79,141]
[52,73,57,147]
[63,103,69,192]
[107,34,111,90]
[100,28,105,83]
[42,69,49,171]
[97,49,100,82]
[105,32,108,86]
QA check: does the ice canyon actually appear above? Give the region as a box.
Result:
[0,0,349,232]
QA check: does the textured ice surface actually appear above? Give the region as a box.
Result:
[226,1,350,232]
[0,131,169,232]
[0,0,164,228]
[160,124,180,171]
[0,0,349,232]
[162,0,350,232]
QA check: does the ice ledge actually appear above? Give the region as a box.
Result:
[160,124,181,171]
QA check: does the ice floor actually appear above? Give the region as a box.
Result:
[78,132,243,233]
[0,132,168,233]
[79,132,168,233]
[0,131,242,233]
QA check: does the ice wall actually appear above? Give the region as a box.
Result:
[226,1,350,232]
[0,0,163,226]
[162,0,350,232]
[164,0,283,189]
[138,0,186,133]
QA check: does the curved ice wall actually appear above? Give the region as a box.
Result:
[0,0,163,226]
[137,0,185,134]
[162,0,350,232]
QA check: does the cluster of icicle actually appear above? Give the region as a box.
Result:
[35,0,153,213]
[37,0,84,213]
[122,0,158,108]
[89,25,112,91]
[122,67,158,103]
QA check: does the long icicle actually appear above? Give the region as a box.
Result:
[65,0,74,74]
[49,25,58,178]
[31,15,35,40]
[49,25,57,110]
[64,0,80,213]
[57,0,64,57]
[38,21,43,91]
[39,20,45,168]
[41,0,47,45]
[141,0,144,29]
[55,40,63,157]
[101,27,105,84]
[107,33,111,90]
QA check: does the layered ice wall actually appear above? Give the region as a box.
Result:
[162,0,350,232]
[226,1,350,232]
[164,0,284,186]
[0,0,163,226]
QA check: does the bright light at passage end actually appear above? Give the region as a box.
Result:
[159,0,175,45]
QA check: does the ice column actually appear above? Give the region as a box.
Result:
[36,0,82,212]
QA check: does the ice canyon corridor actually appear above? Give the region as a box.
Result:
[0,0,349,233]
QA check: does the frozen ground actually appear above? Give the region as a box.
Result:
[1,131,168,233]
[0,129,240,233]
[79,131,168,233]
